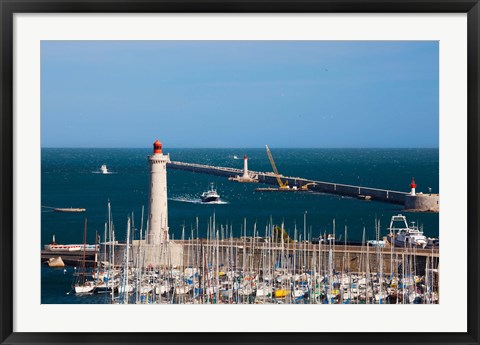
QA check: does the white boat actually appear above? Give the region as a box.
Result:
[367,240,386,247]
[45,244,82,252]
[255,283,272,298]
[94,279,119,293]
[387,214,427,248]
[426,237,439,249]
[200,183,220,203]
[73,219,96,294]
[44,241,99,252]
[74,281,96,294]
[101,164,108,174]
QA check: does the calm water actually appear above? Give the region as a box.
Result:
[41,148,439,303]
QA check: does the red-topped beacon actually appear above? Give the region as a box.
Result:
[410,178,416,196]
[153,140,162,154]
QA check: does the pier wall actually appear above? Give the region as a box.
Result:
[178,241,438,276]
[105,241,439,275]
[405,194,439,212]
[45,241,439,277]
[168,161,408,206]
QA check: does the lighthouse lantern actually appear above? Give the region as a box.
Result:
[153,140,162,154]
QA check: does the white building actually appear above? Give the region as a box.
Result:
[147,140,170,245]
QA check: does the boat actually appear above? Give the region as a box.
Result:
[425,237,439,249]
[367,240,386,247]
[387,214,427,248]
[200,183,220,203]
[44,235,80,251]
[101,164,109,174]
[44,235,100,252]
[53,207,86,213]
[73,219,96,294]
[45,244,82,252]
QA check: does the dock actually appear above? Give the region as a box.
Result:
[167,161,439,210]
[41,250,97,267]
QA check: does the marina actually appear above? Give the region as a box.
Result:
[41,142,440,305]
[51,215,439,304]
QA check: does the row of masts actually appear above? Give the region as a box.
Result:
[73,202,439,304]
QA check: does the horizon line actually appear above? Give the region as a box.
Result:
[40,146,440,150]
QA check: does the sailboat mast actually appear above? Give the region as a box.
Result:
[82,218,87,286]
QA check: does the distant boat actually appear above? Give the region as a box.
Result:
[200,183,220,203]
[54,207,86,213]
[233,155,240,160]
[100,164,109,174]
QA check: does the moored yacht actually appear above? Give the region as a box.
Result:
[387,214,427,248]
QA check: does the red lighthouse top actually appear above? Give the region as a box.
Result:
[244,155,247,160]
[153,140,162,154]
[410,178,416,189]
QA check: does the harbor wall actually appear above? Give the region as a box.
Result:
[110,240,439,275]
[257,174,407,205]
[404,194,439,212]
[167,162,408,206]
[43,241,439,277]
[177,241,438,276]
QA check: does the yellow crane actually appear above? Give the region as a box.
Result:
[301,182,316,191]
[265,145,289,189]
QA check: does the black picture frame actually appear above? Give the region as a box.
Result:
[1,1,479,344]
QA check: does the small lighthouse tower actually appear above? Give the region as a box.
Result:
[147,140,171,245]
[410,177,417,196]
[242,155,249,179]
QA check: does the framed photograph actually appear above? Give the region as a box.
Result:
[1,1,478,344]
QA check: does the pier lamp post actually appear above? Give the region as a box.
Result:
[304,211,307,243]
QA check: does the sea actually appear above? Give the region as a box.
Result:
[41,148,439,303]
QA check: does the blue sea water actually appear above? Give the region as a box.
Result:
[41,147,439,303]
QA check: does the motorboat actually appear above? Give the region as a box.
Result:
[367,240,386,247]
[101,164,108,174]
[44,235,80,251]
[387,214,427,248]
[200,183,220,203]
[74,280,96,294]
[425,237,439,249]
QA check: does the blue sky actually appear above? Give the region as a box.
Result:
[41,41,438,148]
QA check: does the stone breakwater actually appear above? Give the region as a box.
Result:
[167,161,439,211]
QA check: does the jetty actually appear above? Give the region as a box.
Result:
[167,161,439,210]
[41,250,97,267]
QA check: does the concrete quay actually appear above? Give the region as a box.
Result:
[176,239,439,276]
[167,161,439,209]
[42,240,438,277]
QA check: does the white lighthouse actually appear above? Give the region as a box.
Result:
[242,155,249,179]
[410,177,417,196]
[147,140,170,245]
